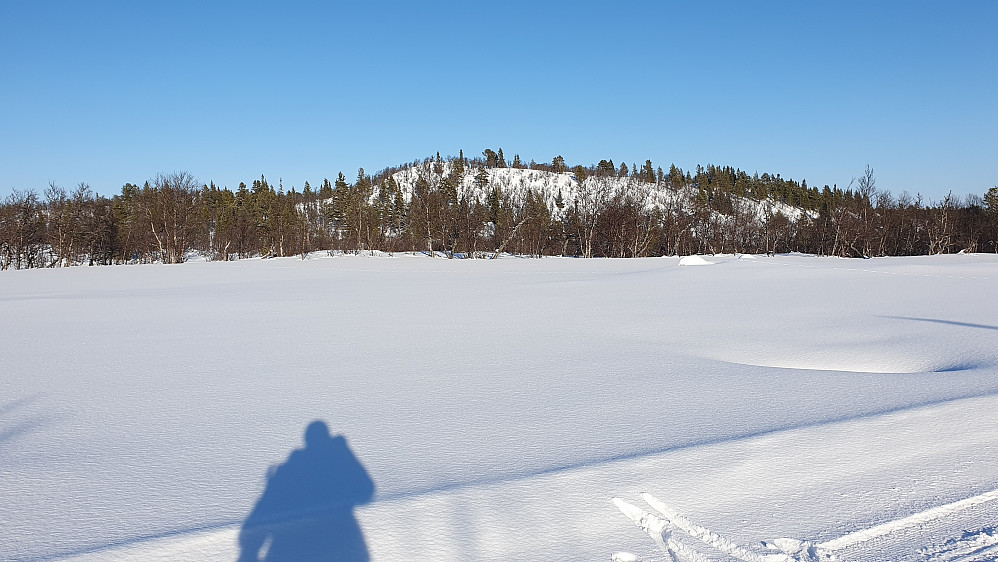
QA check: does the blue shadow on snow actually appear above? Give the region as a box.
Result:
[238,421,375,561]
[880,315,998,331]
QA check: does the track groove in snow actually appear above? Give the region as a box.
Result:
[820,490,998,551]
[617,493,998,562]
[50,392,998,561]
[920,528,998,561]
[48,389,998,556]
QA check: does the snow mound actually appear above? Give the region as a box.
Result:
[678,255,714,266]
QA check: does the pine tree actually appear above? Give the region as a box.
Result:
[497,148,506,168]
[483,149,500,168]
[552,155,567,173]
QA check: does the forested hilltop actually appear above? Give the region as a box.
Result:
[2,150,997,269]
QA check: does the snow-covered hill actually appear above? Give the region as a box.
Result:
[389,162,807,223]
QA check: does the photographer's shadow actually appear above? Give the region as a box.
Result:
[239,421,375,561]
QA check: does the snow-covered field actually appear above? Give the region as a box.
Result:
[2,253,996,561]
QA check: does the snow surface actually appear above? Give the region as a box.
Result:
[1,253,997,561]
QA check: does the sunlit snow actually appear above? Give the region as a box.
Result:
[1,253,996,561]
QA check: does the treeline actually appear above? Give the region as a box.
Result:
[1,151,996,270]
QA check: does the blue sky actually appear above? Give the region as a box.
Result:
[1,1,995,201]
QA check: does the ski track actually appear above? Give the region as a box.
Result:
[55,393,998,561]
[617,490,998,562]
[821,490,998,551]
[920,528,998,562]
[30,390,996,560]
[831,496,998,562]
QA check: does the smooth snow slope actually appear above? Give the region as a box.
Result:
[1,253,996,561]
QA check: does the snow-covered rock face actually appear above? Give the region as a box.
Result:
[389,163,806,222]
[2,253,997,560]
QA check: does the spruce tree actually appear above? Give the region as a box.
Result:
[440,174,458,206]
[414,174,429,199]
[669,164,684,187]
[643,160,656,183]
[329,172,348,228]
[474,168,490,190]
[984,187,998,215]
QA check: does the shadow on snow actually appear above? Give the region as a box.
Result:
[881,315,998,332]
[238,420,375,561]
[0,393,48,452]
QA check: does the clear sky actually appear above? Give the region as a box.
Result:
[1,0,995,202]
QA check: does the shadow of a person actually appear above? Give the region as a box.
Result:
[239,421,375,561]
